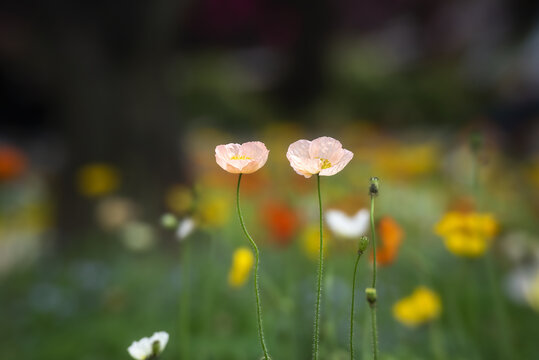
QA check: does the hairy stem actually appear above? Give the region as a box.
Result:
[369,194,379,360]
[370,196,377,289]
[370,305,378,360]
[349,251,363,359]
[312,174,324,360]
[236,174,270,360]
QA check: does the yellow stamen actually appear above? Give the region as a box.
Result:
[230,155,252,160]
[319,158,332,169]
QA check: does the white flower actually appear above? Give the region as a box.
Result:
[325,209,369,239]
[505,265,539,304]
[176,217,195,240]
[128,331,169,360]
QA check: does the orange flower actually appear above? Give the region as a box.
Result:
[261,201,299,246]
[371,216,404,266]
[0,145,27,181]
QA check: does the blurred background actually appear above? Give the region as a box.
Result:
[1,0,539,359]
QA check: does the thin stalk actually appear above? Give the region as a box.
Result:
[349,252,363,359]
[312,174,324,360]
[370,196,377,288]
[361,309,371,360]
[369,194,379,360]
[370,305,379,360]
[236,174,270,360]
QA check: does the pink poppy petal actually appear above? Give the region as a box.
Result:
[215,145,235,172]
[287,140,317,176]
[287,140,311,159]
[225,143,242,158]
[215,141,269,174]
[242,142,269,173]
[309,136,343,160]
[319,149,353,176]
[241,141,268,159]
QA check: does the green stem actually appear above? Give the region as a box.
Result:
[236,174,270,360]
[369,194,379,360]
[349,252,363,359]
[370,303,378,360]
[313,174,324,360]
[370,305,379,360]
[370,196,377,289]
[361,308,371,360]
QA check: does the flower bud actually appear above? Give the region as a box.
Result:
[358,236,369,254]
[366,287,377,305]
[369,177,380,197]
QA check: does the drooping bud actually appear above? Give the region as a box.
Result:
[369,177,380,197]
[365,287,377,306]
[358,236,369,254]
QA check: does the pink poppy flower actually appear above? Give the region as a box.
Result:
[215,141,269,174]
[286,137,353,178]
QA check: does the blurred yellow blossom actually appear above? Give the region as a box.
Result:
[525,271,539,312]
[77,163,120,197]
[165,185,194,214]
[435,211,499,257]
[195,191,231,228]
[301,225,330,260]
[525,158,539,189]
[377,143,439,178]
[353,141,439,179]
[393,286,442,327]
[228,247,254,288]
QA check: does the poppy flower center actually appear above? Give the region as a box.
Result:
[319,158,332,169]
[230,155,252,160]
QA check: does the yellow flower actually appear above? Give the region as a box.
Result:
[228,247,254,288]
[434,211,499,257]
[393,286,442,327]
[526,272,539,312]
[165,185,194,214]
[196,191,231,228]
[77,163,120,197]
[301,225,330,260]
[525,157,539,189]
